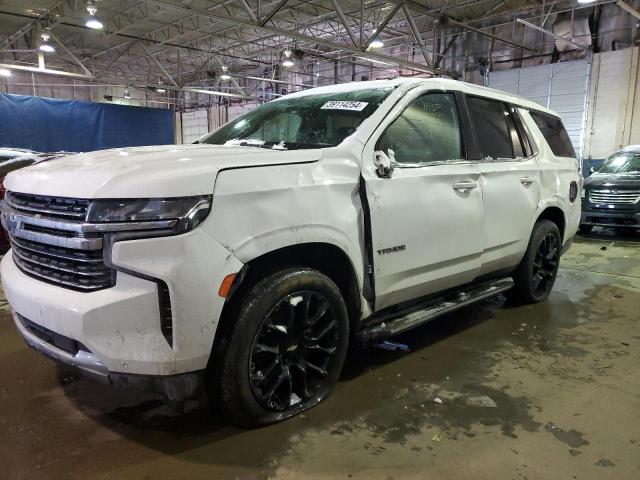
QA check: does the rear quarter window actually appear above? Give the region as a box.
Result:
[529,111,575,158]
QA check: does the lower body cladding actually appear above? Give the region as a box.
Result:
[1,229,243,403]
[580,206,640,229]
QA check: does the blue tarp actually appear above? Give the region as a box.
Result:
[0,93,174,152]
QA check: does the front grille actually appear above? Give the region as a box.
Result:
[10,237,112,291]
[3,191,113,292]
[5,191,89,221]
[589,189,640,205]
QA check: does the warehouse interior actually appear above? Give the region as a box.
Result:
[0,1,639,479]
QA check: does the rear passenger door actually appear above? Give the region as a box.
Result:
[362,90,484,310]
[464,96,541,274]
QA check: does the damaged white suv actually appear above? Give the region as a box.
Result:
[0,78,581,427]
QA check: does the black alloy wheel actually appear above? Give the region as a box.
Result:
[530,232,559,298]
[210,267,349,428]
[249,291,339,411]
[510,219,562,304]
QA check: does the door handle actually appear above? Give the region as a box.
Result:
[521,176,536,185]
[453,181,478,192]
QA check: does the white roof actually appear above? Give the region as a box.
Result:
[278,77,556,115]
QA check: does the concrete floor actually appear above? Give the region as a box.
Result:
[0,231,639,480]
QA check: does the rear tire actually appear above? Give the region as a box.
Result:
[510,220,562,304]
[578,224,593,234]
[208,267,349,428]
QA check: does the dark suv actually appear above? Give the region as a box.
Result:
[580,146,640,233]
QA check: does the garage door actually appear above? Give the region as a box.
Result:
[488,60,590,158]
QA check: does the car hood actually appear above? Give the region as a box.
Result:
[584,173,640,189]
[4,144,321,198]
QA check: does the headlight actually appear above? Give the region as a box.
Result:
[87,195,212,233]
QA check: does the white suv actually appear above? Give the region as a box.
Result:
[0,78,581,427]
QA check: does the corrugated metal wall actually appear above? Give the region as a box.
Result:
[488,59,590,159]
[584,47,640,161]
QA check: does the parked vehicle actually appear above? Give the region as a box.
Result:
[580,145,640,233]
[0,78,581,427]
[0,151,76,252]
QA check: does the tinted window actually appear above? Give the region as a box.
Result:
[511,108,535,157]
[378,93,462,164]
[529,111,575,158]
[466,96,514,160]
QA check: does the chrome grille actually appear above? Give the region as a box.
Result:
[589,189,640,205]
[2,191,111,292]
[5,191,89,221]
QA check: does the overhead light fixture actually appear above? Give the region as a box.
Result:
[85,3,104,30]
[123,87,131,99]
[369,38,384,49]
[156,87,166,93]
[577,0,596,3]
[282,49,294,67]
[355,56,394,66]
[39,32,55,53]
[220,65,231,81]
[0,68,11,77]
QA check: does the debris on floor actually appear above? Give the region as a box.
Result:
[372,340,410,352]
[465,395,498,408]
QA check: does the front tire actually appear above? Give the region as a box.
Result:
[511,220,562,304]
[209,267,349,428]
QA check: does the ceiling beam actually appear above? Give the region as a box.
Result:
[146,0,440,74]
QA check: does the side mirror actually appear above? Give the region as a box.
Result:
[374,149,395,178]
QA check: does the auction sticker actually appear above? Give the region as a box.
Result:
[321,101,369,111]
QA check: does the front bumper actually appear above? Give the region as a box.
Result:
[1,228,244,378]
[580,207,640,228]
[13,310,204,402]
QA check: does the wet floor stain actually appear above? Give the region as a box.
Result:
[544,422,590,448]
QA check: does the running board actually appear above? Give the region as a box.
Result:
[357,277,514,345]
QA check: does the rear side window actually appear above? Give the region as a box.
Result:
[466,96,514,160]
[529,111,575,158]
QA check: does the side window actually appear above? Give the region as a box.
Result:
[511,107,535,157]
[378,93,462,165]
[466,96,514,160]
[529,111,576,158]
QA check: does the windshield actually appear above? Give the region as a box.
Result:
[199,87,394,150]
[598,151,640,174]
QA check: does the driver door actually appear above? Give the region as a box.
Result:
[362,90,484,310]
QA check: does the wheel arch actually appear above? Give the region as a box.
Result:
[215,242,363,349]
[536,205,566,241]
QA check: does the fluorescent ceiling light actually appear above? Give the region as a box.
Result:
[156,87,167,93]
[182,88,245,99]
[577,0,596,3]
[39,43,55,53]
[355,56,394,66]
[220,74,231,80]
[0,68,11,77]
[282,59,294,67]
[369,39,384,49]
